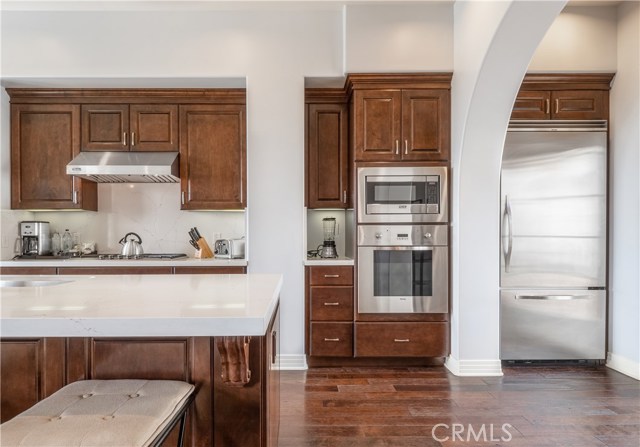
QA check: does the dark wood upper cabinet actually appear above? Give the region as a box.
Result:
[81,104,178,152]
[511,74,614,121]
[179,104,246,210]
[10,103,97,210]
[348,74,452,162]
[401,89,450,161]
[306,101,349,208]
[352,90,401,162]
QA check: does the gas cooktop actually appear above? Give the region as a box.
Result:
[14,253,188,261]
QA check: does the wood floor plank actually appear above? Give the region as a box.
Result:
[278,366,640,447]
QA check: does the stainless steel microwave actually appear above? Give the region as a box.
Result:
[357,166,448,223]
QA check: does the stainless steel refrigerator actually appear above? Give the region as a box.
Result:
[500,121,607,360]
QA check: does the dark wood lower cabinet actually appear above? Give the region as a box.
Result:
[0,305,280,447]
[355,322,449,357]
[0,338,65,422]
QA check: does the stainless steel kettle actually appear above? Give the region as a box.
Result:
[119,232,144,257]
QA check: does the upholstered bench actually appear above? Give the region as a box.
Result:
[0,379,195,447]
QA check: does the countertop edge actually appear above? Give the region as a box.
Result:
[303,258,354,266]
[0,258,248,268]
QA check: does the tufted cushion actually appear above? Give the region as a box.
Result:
[0,379,195,447]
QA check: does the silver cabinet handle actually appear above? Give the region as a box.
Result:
[394,339,410,343]
[181,191,185,205]
[545,98,550,115]
[424,233,432,239]
[324,338,340,342]
[123,132,127,146]
[395,140,399,155]
[503,195,513,273]
[72,190,78,204]
[323,302,340,306]
[187,181,191,201]
[343,190,347,203]
[324,274,339,278]
[404,139,408,155]
[555,98,559,114]
[516,295,588,301]
[131,132,135,147]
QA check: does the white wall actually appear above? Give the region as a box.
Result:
[345,3,453,72]
[529,5,618,72]
[609,1,640,380]
[449,0,566,376]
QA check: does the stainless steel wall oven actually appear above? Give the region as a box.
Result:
[356,166,449,314]
[357,225,448,313]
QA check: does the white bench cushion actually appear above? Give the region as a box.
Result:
[0,379,194,447]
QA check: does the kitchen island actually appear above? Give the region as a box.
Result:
[0,273,281,447]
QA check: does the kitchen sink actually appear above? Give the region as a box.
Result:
[0,279,74,288]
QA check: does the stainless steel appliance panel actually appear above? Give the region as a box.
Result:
[357,224,448,314]
[357,166,448,224]
[500,289,606,360]
[501,129,606,288]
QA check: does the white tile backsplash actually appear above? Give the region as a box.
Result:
[1,183,246,258]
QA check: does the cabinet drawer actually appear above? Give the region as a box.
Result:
[309,266,353,286]
[310,323,353,357]
[310,287,353,321]
[355,322,448,357]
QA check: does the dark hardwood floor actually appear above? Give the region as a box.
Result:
[279,365,640,447]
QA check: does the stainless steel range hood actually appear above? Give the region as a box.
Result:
[66,152,180,183]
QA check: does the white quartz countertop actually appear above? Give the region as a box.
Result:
[304,257,354,266]
[0,257,247,268]
[0,273,281,337]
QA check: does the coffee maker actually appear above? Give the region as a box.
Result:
[19,221,51,256]
[319,217,338,258]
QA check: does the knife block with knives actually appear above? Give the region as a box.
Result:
[189,227,214,259]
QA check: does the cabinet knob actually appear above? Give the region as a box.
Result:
[424,233,432,239]
[375,233,382,239]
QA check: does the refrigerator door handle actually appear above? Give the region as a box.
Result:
[515,295,588,301]
[503,195,513,272]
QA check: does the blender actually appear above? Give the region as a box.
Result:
[319,217,338,258]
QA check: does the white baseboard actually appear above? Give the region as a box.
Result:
[607,352,640,380]
[445,356,503,376]
[275,354,308,370]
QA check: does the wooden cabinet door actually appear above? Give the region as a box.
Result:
[401,89,450,161]
[353,90,401,161]
[81,104,129,151]
[11,104,97,210]
[551,90,607,120]
[0,338,65,422]
[179,105,246,210]
[511,90,551,120]
[130,104,179,152]
[307,103,349,208]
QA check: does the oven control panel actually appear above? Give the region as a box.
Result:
[357,224,448,247]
